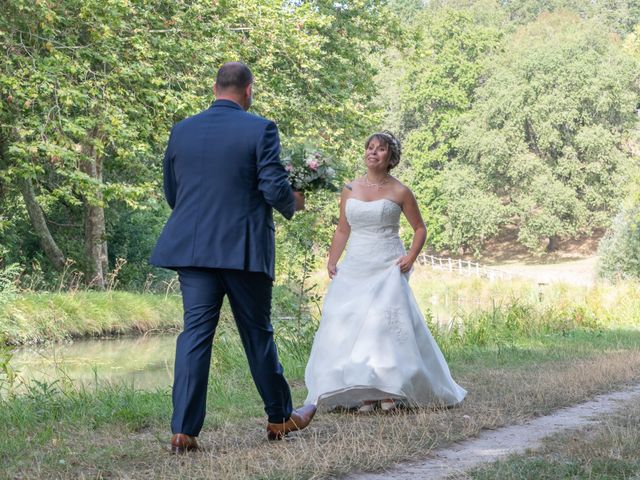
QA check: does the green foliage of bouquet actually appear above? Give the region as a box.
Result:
[281,144,339,193]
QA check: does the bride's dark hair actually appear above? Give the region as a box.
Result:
[365,130,402,171]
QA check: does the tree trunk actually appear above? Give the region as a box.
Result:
[546,235,560,253]
[80,141,107,289]
[101,241,109,280]
[18,178,67,270]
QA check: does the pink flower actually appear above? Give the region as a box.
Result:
[308,159,319,171]
[285,164,294,172]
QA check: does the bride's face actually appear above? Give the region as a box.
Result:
[365,139,391,171]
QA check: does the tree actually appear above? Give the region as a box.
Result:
[1,0,222,287]
[500,0,640,34]
[624,23,640,59]
[387,0,426,21]
[395,6,503,250]
[598,25,640,280]
[598,204,640,281]
[457,12,640,252]
[0,0,396,288]
[438,165,508,255]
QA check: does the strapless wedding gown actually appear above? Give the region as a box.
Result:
[304,198,466,410]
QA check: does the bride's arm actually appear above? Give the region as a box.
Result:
[327,186,352,278]
[397,187,426,273]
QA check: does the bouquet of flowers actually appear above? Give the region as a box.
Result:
[281,144,339,193]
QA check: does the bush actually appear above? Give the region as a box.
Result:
[598,205,640,281]
[0,262,21,305]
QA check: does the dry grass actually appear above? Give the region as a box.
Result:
[10,348,640,480]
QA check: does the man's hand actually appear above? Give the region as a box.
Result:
[293,191,305,211]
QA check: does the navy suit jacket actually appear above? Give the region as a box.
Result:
[150,99,295,280]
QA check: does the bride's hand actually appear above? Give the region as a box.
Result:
[327,262,337,279]
[396,255,416,273]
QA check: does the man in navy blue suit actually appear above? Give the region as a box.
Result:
[151,62,316,453]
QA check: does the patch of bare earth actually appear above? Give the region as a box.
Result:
[488,256,599,286]
[434,228,605,265]
[426,229,604,287]
[14,349,640,479]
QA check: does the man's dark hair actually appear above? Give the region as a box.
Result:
[215,62,253,92]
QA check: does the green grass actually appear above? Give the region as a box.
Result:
[0,284,301,346]
[0,291,185,345]
[449,328,640,370]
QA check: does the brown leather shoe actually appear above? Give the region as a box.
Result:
[170,433,199,453]
[266,404,317,440]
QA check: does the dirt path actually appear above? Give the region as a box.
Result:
[490,256,598,286]
[348,383,640,480]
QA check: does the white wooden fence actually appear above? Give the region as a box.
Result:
[417,254,518,281]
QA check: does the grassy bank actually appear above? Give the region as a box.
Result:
[0,291,184,345]
[3,265,640,347]
[0,284,302,346]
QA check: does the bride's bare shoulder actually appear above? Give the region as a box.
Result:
[389,178,417,202]
[389,176,409,192]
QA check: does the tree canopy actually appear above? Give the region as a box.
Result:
[0,0,395,287]
[457,12,639,252]
[1,0,640,287]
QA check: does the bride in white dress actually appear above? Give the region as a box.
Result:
[304,131,466,412]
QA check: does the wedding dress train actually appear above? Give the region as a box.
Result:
[304,198,466,410]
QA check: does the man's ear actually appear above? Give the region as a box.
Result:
[213,83,218,97]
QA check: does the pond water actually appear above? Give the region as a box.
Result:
[8,334,178,392]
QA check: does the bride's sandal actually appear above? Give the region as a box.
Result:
[357,401,377,413]
[380,399,397,412]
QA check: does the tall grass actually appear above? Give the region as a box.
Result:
[0,262,21,306]
[406,268,640,361]
[0,283,307,346]
[0,291,184,345]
